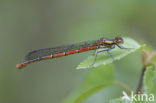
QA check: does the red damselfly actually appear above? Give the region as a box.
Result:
[16,36,127,69]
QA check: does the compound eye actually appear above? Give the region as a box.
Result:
[115,36,123,43]
[117,39,123,43]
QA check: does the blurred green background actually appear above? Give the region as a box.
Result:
[1,0,156,103]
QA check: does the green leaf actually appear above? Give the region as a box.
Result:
[77,37,141,69]
[74,81,132,103]
[144,66,156,96]
[74,83,113,103]
[110,66,156,103]
[82,65,115,88]
[70,64,131,103]
[63,65,116,103]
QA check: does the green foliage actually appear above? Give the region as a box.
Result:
[74,83,113,103]
[77,38,141,69]
[144,66,156,96]
[64,65,116,103]
[64,38,156,103]
[106,66,156,103]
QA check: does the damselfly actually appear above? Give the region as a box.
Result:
[16,36,127,69]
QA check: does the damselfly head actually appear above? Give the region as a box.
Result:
[115,36,123,44]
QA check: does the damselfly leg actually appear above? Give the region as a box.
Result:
[88,44,131,68]
[116,44,132,49]
[88,46,115,68]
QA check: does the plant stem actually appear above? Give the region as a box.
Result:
[136,66,146,94]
